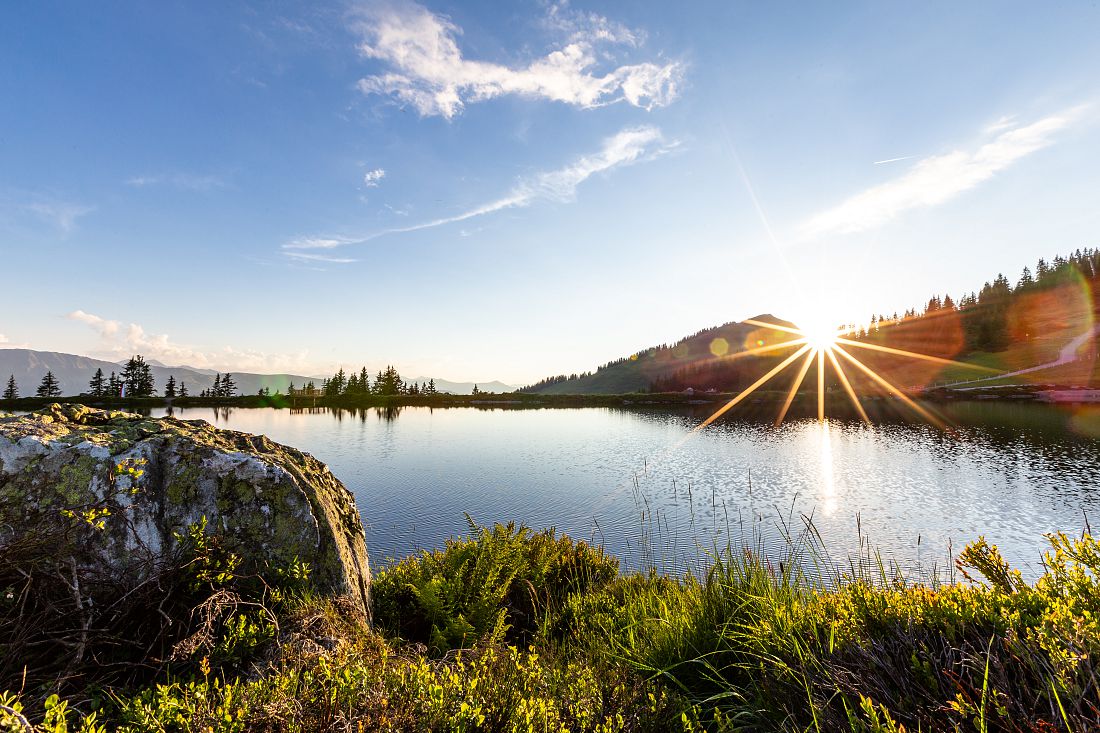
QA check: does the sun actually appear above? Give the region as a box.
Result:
[802,321,841,352]
[690,317,1003,432]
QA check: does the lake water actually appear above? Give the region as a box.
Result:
[148,403,1100,581]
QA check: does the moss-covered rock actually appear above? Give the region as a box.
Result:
[0,403,370,613]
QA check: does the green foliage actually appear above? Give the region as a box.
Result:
[5,523,1100,731]
[373,517,618,653]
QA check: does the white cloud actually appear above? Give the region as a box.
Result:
[66,309,323,375]
[22,201,95,233]
[67,310,120,338]
[125,173,226,191]
[363,168,386,186]
[353,0,684,118]
[803,107,1086,237]
[282,125,675,260]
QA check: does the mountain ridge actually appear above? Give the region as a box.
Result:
[0,349,515,397]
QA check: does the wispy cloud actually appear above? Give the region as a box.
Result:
[352,0,684,119]
[125,173,227,191]
[363,168,386,186]
[284,251,359,264]
[803,107,1087,237]
[14,200,95,234]
[67,309,322,374]
[283,125,675,261]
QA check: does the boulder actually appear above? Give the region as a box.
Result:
[0,404,370,613]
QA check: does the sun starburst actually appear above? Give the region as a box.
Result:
[692,318,1002,431]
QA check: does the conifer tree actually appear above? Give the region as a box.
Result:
[164,375,177,398]
[36,371,61,398]
[179,381,188,398]
[107,371,122,398]
[2,375,17,400]
[221,373,236,397]
[89,368,106,397]
[211,374,222,397]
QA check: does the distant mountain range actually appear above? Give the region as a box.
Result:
[521,314,797,394]
[0,349,516,397]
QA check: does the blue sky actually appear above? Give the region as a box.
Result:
[2,1,1099,384]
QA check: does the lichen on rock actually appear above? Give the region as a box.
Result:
[0,403,370,613]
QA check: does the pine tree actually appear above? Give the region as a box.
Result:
[89,368,106,397]
[426,378,436,395]
[472,384,480,396]
[212,374,222,398]
[179,381,189,398]
[2,375,17,400]
[107,371,122,398]
[164,375,177,398]
[288,381,296,395]
[221,373,236,397]
[36,371,62,398]
[121,355,155,397]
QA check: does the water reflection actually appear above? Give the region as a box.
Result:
[148,403,1100,580]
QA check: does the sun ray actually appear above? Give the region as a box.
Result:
[688,315,995,432]
[775,348,816,426]
[816,348,825,421]
[832,344,945,429]
[834,337,1002,373]
[826,347,870,423]
[693,343,814,432]
[715,337,808,362]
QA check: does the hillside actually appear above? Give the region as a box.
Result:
[522,314,800,394]
[523,248,1100,396]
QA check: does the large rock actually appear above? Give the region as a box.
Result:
[0,404,370,613]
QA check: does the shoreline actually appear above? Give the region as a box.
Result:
[3,384,1100,413]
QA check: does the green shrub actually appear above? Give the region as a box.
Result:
[372,518,618,653]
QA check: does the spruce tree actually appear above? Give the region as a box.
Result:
[2,375,17,400]
[212,374,222,397]
[89,368,106,397]
[164,375,177,398]
[36,371,61,398]
[221,373,236,397]
[179,381,188,398]
[107,371,122,398]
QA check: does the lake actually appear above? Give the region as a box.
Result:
[148,402,1100,581]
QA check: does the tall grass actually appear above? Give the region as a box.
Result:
[4,512,1099,731]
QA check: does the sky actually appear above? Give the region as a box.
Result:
[2,1,1099,385]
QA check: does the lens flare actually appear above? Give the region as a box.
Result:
[689,317,1004,430]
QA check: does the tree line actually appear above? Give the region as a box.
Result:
[0,355,245,400]
[850,247,1100,352]
[297,365,440,397]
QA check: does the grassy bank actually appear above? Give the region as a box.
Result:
[3,516,1099,732]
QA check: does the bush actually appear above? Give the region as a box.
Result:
[372,517,619,653]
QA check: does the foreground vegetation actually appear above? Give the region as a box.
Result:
[3,515,1099,731]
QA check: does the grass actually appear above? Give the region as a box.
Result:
[4,514,1100,732]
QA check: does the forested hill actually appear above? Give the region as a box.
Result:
[520,315,799,395]
[523,246,1100,395]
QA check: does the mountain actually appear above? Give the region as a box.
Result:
[405,377,517,395]
[0,348,519,398]
[0,349,319,397]
[521,314,799,394]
